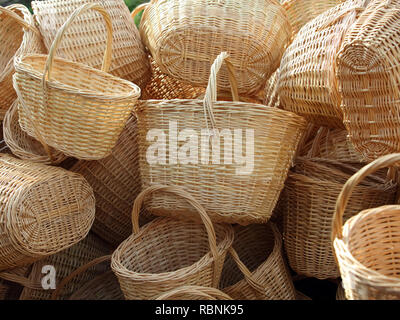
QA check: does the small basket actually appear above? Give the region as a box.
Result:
[333,153,400,300]
[0,154,95,271]
[0,4,45,120]
[156,286,233,301]
[219,223,296,300]
[32,0,150,88]
[111,185,234,300]
[14,3,141,160]
[283,157,396,279]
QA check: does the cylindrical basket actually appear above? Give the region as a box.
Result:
[156,286,233,301]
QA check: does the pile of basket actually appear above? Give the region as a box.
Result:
[0,0,400,301]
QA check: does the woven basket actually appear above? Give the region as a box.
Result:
[134,0,291,96]
[135,52,307,225]
[32,0,150,89]
[277,0,369,128]
[283,157,396,279]
[219,223,296,300]
[111,185,234,300]
[0,154,95,271]
[337,0,400,162]
[3,99,67,165]
[14,3,141,161]
[0,4,45,120]
[156,286,233,301]
[263,69,281,108]
[333,153,400,300]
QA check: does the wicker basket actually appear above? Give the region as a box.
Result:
[0,265,32,300]
[283,157,396,279]
[134,0,291,96]
[337,0,400,162]
[277,0,369,128]
[135,52,307,225]
[111,185,234,300]
[263,69,281,108]
[333,153,400,300]
[156,286,233,301]
[3,99,67,165]
[0,4,45,120]
[0,154,95,271]
[220,223,296,300]
[32,0,150,89]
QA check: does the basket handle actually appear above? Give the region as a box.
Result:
[0,6,40,35]
[156,285,233,300]
[131,3,149,20]
[131,185,220,287]
[332,153,400,242]
[0,271,42,290]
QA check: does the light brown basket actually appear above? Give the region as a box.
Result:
[0,153,95,271]
[134,0,291,96]
[156,286,233,301]
[0,4,45,120]
[333,153,400,300]
[3,99,67,165]
[111,185,234,300]
[283,157,396,279]
[32,0,150,89]
[219,223,296,300]
[14,3,141,161]
[337,0,400,162]
[277,0,369,128]
[135,52,307,225]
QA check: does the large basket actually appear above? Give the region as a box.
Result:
[134,0,291,95]
[219,223,296,300]
[283,157,396,279]
[337,0,400,162]
[277,0,369,128]
[135,52,307,225]
[333,153,400,300]
[32,0,150,89]
[14,3,141,161]
[0,154,95,271]
[111,185,234,300]
[156,286,233,301]
[0,4,45,120]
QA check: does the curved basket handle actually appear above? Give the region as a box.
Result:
[156,285,233,300]
[0,6,40,35]
[131,3,149,20]
[0,271,42,290]
[131,184,220,287]
[50,255,111,300]
[332,153,400,242]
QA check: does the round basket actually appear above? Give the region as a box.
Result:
[111,185,234,300]
[283,157,396,279]
[337,1,400,162]
[31,0,150,89]
[0,154,95,271]
[134,0,291,96]
[0,4,45,120]
[219,223,296,300]
[333,153,400,300]
[134,52,307,225]
[156,286,233,301]
[14,3,141,161]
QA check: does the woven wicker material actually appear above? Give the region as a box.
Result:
[32,0,150,89]
[111,185,234,300]
[337,0,400,162]
[136,0,291,96]
[220,223,296,300]
[135,52,307,225]
[0,4,45,121]
[0,154,95,271]
[333,153,400,300]
[3,99,67,165]
[277,0,369,128]
[263,69,280,108]
[20,233,112,300]
[283,157,396,280]
[0,265,31,300]
[156,286,233,300]
[336,282,347,300]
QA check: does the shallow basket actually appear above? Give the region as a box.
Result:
[283,157,396,279]
[156,286,233,301]
[14,3,141,160]
[135,0,291,95]
[0,4,45,120]
[333,153,400,300]
[111,185,234,300]
[337,0,400,162]
[135,52,307,225]
[0,154,95,271]
[32,0,150,89]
